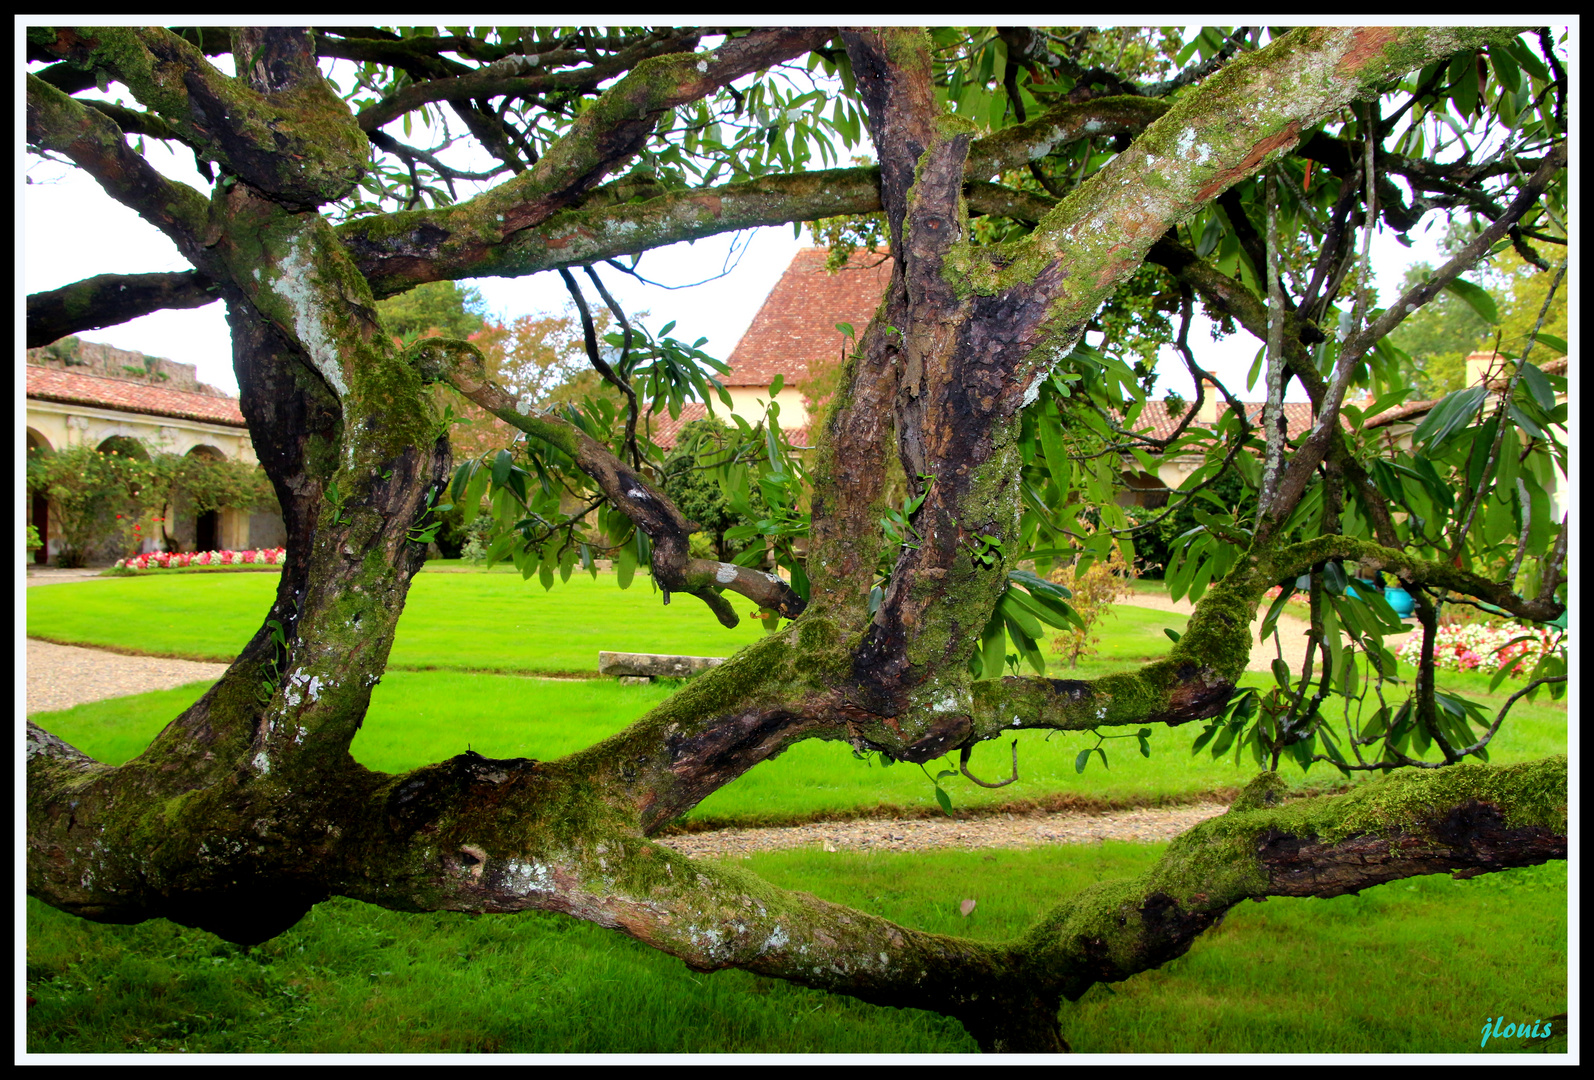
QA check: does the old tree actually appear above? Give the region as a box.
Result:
[26,26,1568,1051]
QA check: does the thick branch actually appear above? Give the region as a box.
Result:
[27,271,220,348]
[1021,759,1565,1004]
[965,95,1168,179]
[33,26,367,207]
[418,340,805,625]
[26,73,210,257]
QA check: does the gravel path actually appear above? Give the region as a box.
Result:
[25,639,228,716]
[659,802,1229,860]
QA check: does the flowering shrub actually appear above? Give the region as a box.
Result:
[1397,622,1566,676]
[116,548,285,571]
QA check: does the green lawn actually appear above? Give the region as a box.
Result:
[28,567,1568,822]
[26,850,1566,1054]
[30,665,1566,827]
[25,569,1568,1054]
[27,566,768,674]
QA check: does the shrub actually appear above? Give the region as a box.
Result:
[25,445,148,567]
[1048,541,1140,668]
[459,512,494,564]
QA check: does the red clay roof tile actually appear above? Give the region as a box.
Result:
[26,365,247,427]
[725,247,894,388]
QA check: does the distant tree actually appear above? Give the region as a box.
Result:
[1386,260,1489,397]
[661,418,769,562]
[26,444,149,566]
[1388,222,1567,398]
[374,280,487,344]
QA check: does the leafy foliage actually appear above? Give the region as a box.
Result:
[1048,539,1140,669]
[662,419,770,562]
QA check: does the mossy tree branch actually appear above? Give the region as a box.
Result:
[24,23,1570,1056]
[31,26,368,208]
[26,271,220,349]
[417,338,806,626]
[349,29,703,132]
[26,73,212,259]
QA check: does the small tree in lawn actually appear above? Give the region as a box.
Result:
[1050,534,1140,669]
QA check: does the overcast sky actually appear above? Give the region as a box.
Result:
[21,26,1467,406]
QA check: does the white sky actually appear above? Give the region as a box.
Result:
[18,23,1545,405]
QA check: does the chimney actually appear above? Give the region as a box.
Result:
[1198,376,1219,424]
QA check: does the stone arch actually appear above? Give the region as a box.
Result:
[26,428,53,564]
[96,433,150,461]
[184,444,229,552]
[1116,468,1170,509]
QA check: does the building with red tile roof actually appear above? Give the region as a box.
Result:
[27,364,248,428]
[26,339,283,562]
[692,247,1328,505]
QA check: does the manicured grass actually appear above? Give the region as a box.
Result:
[26,849,1566,1053]
[29,665,1567,827]
[26,572,1567,1054]
[27,567,768,674]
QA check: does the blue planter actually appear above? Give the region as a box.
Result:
[1346,580,1417,618]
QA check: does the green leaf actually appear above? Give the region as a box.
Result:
[1519,362,1557,412]
[1210,723,1238,759]
[1246,343,1267,394]
[1259,586,1295,640]
[491,448,513,489]
[1532,333,1567,356]
[484,531,517,567]
[1164,628,1182,643]
[1035,403,1069,488]
[1441,277,1498,324]
[1321,560,1348,595]
[615,542,637,589]
[934,786,954,817]
[998,592,1044,642]
[979,611,1007,682]
[1488,45,1521,93]
[1008,567,1071,601]
[1272,658,1292,691]
[1074,748,1092,774]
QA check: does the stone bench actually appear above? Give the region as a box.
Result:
[598,651,725,684]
